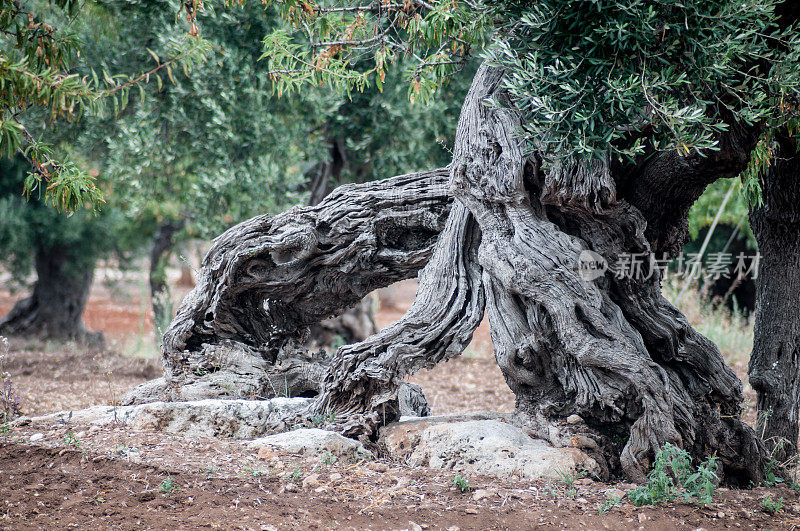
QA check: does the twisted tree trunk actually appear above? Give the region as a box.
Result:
[132,63,769,484]
[313,64,766,483]
[749,134,800,462]
[122,168,449,408]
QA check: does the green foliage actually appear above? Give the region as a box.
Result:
[262,1,487,102]
[598,495,624,515]
[262,0,800,169]
[762,495,784,514]
[158,477,180,494]
[62,430,81,448]
[452,473,472,492]
[0,0,211,211]
[628,443,718,506]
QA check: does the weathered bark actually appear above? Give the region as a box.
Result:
[149,220,183,340]
[122,168,450,406]
[749,134,800,462]
[312,63,766,483]
[136,63,769,484]
[0,246,102,345]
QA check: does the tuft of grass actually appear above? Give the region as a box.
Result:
[628,443,718,506]
[598,495,623,515]
[452,473,472,493]
[762,496,784,514]
[158,477,180,494]
[62,431,81,448]
[663,280,753,364]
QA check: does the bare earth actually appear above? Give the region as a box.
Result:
[0,274,796,529]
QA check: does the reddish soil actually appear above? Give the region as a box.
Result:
[0,271,796,529]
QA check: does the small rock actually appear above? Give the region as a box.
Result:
[314,486,329,493]
[329,473,343,482]
[605,488,626,499]
[408,522,423,531]
[88,425,101,434]
[446,527,460,531]
[261,526,278,531]
[283,483,298,493]
[302,473,320,489]
[29,433,44,442]
[566,414,583,425]
[637,513,647,523]
[472,488,495,501]
[394,476,411,489]
[576,497,589,503]
[717,512,725,518]
[368,462,388,472]
[257,447,277,460]
[576,477,594,485]
[464,508,478,515]
[75,431,86,438]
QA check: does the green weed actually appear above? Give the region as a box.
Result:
[628,443,718,506]
[452,473,472,493]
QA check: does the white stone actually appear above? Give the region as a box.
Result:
[27,398,312,440]
[380,416,600,481]
[29,433,43,442]
[248,428,371,462]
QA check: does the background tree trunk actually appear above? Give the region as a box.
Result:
[149,220,184,342]
[0,245,101,345]
[305,139,378,347]
[749,134,800,462]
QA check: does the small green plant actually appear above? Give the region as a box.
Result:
[310,411,336,428]
[762,496,784,514]
[598,496,623,515]
[285,467,302,483]
[554,469,583,498]
[452,473,472,493]
[320,450,338,466]
[628,443,718,506]
[0,424,10,437]
[764,459,784,487]
[158,477,180,494]
[62,431,81,448]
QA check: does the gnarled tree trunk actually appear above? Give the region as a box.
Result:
[749,134,800,462]
[122,168,450,409]
[135,63,769,484]
[312,64,766,483]
[0,246,102,346]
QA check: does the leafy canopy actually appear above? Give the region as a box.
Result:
[0,0,210,212]
[263,0,800,161]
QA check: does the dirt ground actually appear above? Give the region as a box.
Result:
[0,272,796,529]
